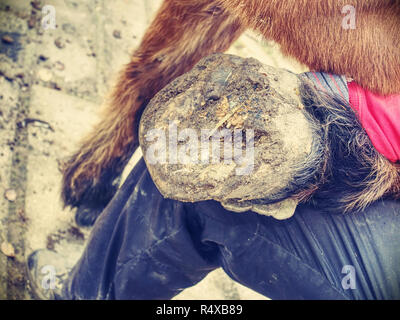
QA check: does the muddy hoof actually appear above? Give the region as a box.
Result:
[139,53,314,220]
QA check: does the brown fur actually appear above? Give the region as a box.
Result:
[342,154,400,212]
[62,0,400,211]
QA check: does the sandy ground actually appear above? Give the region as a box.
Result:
[0,0,306,300]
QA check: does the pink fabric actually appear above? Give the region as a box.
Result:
[348,81,400,163]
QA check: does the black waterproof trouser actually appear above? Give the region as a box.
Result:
[62,158,400,300]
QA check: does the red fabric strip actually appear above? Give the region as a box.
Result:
[311,72,328,93]
[348,81,400,163]
[328,74,345,100]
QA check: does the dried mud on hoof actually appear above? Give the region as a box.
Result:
[140,54,314,219]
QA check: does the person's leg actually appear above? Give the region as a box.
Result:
[62,157,400,299]
[193,198,400,299]
[32,158,399,299]
[61,159,221,299]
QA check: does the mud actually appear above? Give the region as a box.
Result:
[140,54,312,218]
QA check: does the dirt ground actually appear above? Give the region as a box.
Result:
[0,0,306,300]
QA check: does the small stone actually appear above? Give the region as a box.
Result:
[50,82,61,90]
[62,23,76,35]
[37,68,52,82]
[30,0,42,10]
[54,61,65,71]
[54,37,65,49]
[17,208,28,223]
[2,35,14,44]
[28,16,36,29]
[1,242,15,258]
[4,189,17,202]
[38,54,48,61]
[113,30,121,39]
